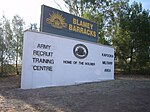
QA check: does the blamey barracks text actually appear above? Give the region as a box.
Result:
[40,5,98,42]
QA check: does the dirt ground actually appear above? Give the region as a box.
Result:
[0,75,150,112]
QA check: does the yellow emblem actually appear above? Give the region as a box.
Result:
[46,12,67,29]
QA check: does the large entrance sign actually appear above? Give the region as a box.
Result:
[21,31,114,89]
[40,5,98,42]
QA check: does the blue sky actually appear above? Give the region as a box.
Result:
[0,0,149,27]
[130,0,150,10]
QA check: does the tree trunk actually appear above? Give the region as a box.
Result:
[16,59,19,75]
[16,36,19,75]
[1,58,4,76]
[129,40,134,74]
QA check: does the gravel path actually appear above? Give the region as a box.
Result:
[0,75,150,112]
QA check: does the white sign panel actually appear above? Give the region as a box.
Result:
[21,31,114,89]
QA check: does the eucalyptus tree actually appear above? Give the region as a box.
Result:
[0,24,4,75]
[12,15,25,75]
[0,15,14,75]
[29,23,38,31]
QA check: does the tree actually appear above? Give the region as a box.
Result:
[113,2,150,74]
[132,9,150,73]
[29,23,38,31]
[12,15,25,75]
[64,0,84,17]
[0,15,14,76]
[0,23,4,75]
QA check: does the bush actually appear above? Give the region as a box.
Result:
[0,64,16,76]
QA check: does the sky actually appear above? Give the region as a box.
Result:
[0,0,68,28]
[0,0,149,28]
[130,0,150,9]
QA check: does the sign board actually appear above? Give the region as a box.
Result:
[21,31,114,89]
[40,5,98,42]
